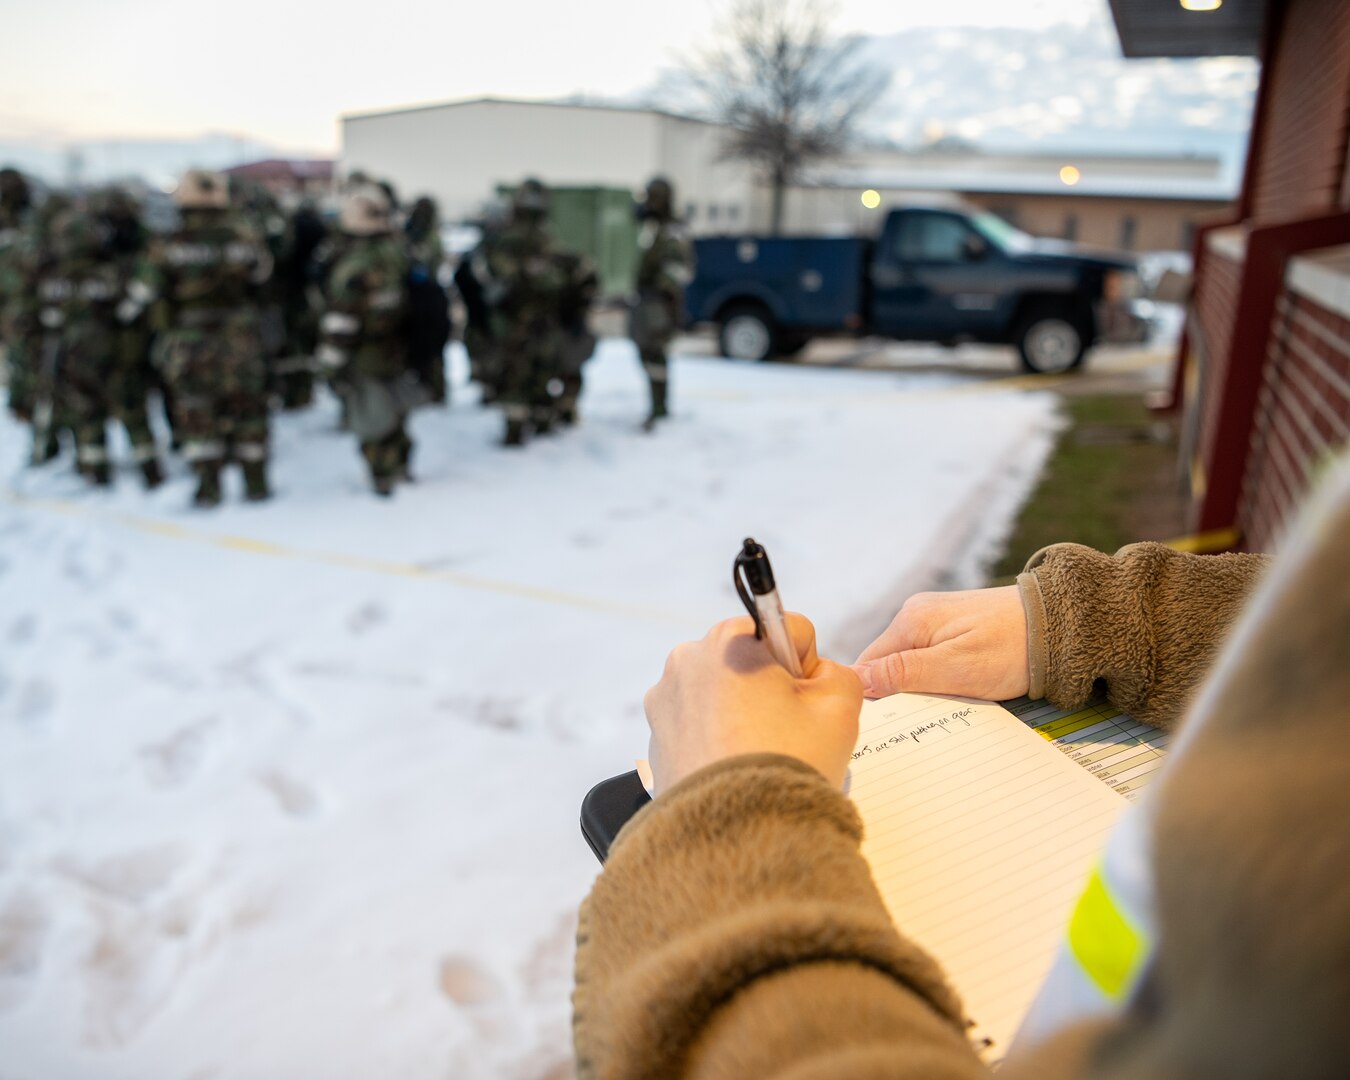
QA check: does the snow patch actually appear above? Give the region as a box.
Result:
[0,339,1056,1077]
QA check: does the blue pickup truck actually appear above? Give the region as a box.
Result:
[683,205,1152,373]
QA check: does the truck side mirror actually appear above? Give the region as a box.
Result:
[963,234,989,261]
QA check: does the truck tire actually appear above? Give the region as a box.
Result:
[1016,308,1088,374]
[718,304,777,362]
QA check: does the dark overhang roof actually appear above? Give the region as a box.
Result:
[1108,0,1266,58]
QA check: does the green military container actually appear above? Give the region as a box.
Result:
[496,184,639,299]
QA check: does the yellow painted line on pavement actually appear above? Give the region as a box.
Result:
[0,489,702,628]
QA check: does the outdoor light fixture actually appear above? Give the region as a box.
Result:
[1059,165,1081,186]
[861,189,882,209]
[1180,0,1223,10]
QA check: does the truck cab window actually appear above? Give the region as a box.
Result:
[894,214,976,262]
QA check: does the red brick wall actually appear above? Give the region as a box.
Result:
[1248,0,1350,224]
[1240,289,1350,549]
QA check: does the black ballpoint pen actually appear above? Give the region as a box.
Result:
[733,537,804,677]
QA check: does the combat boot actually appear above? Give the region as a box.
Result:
[192,462,223,508]
[84,462,112,487]
[31,431,60,464]
[373,474,396,497]
[398,436,414,484]
[141,459,164,490]
[243,461,270,502]
[532,404,557,436]
[643,396,669,433]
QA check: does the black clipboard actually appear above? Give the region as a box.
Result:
[580,770,652,863]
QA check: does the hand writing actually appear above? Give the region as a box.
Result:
[645,614,863,794]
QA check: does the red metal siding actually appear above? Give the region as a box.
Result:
[1240,289,1350,549]
[1248,0,1350,224]
[1190,249,1245,493]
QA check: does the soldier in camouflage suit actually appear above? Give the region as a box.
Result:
[630,176,694,430]
[133,170,272,507]
[230,179,290,403]
[94,187,164,484]
[405,195,451,405]
[476,179,569,446]
[555,250,598,426]
[29,206,163,487]
[317,185,420,497]
[4,187,79,465]
[1,168,38,435]
[455,200,508,405]
[271,199,328,410]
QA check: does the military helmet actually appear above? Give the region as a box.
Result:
[340,184,393,235]
[0,167,31,214]
[643,176,676,220]
[175,169,230,210]
[512,177,550,218]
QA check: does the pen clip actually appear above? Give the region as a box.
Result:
[733,538,766,640]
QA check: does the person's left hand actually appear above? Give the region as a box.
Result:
[645,614,864,795]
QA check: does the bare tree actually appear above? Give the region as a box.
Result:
[690,0,886,234]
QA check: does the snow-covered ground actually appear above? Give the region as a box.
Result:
[0,341,1058,1079]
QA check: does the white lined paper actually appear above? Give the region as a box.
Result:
[848,692,1129,1058]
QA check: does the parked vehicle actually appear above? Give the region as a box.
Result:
[684,205,1154,372]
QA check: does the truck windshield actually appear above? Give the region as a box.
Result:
[971,213,1034,253]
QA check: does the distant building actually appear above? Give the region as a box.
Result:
[222,158,334,200]
[789,149,1235,251]
[337,97,1231,250]
[339,98,754,227]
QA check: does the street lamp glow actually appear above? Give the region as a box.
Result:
[1059,165,1082,186]
[861,189,882,209]
[1180,0,1222,10]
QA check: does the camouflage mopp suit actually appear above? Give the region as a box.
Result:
[630,176,694,430]
[472,179,595,446]
[1,169,40,439]
[317,185,420,497]
[136,170,272,507]
[32,206,162,487]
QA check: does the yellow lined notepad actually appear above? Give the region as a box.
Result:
[848,692,1130,1059]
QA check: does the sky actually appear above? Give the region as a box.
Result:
[1,0,1122,153]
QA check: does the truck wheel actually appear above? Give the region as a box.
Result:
[1016,311,1087,374]
[718,305,777,362]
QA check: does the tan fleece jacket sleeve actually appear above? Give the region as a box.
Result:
[1016,542,1271,728]
[573,754,985,1080]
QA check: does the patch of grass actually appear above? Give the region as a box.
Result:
[989,394,1184,583]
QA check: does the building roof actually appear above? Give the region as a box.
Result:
[341,95,709,128]
[805,156,1238,203]
[1108,0,1266,58]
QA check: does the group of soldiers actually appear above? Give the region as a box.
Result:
[457,174,693,445]
[0,164,693,505]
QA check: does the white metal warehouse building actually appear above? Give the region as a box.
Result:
[340,97,756,229]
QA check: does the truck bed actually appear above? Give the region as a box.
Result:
[686,236,869,330]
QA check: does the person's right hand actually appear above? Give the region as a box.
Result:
[645,614,863,794]
[851,585,1030,701]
